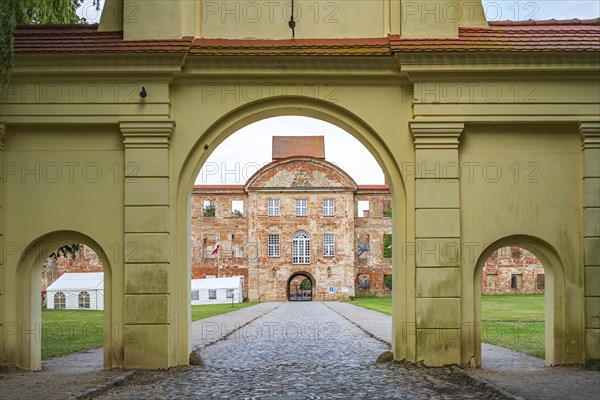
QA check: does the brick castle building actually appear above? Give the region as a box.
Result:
[191,136,393,301]
[41,137,544,301]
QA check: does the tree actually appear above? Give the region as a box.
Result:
[1,0,96,91]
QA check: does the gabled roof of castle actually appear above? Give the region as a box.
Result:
[13,19,600,54]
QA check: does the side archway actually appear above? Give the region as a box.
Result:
[471,235,566,366]
[176,96,408,366]
[14,231,114,371]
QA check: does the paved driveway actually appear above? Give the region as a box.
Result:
[98,302,497,399]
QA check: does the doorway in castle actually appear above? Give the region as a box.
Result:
[287,272,314,301]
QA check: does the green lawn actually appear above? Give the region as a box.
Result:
[347,294,545,358]
[42,309,103,360]
[346,297,392,315]
[481,294,545,358]
[191,302,259,321]
[41,302,260,359]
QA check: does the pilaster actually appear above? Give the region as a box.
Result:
[410,120,464,365]
[580,120,600,360]
[120,120,174,369]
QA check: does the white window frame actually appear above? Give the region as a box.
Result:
[295,199,307,216]
[323,233,335,257]
[268,199,280,216]
[292,231,311,264]
[208,289,217,300]
[78,291,90,309]
[323,199,334,216]
[191,290,200,301]
[226,289,234,299]
[268,234,280,258]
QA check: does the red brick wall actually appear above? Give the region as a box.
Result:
[481,247,546,294]
[41,245,103,291]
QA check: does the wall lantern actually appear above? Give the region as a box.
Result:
[271,267,277,277]
[327,266,332,277]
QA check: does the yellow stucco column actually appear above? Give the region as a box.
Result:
[410,120,464,366]
[120,121,174,369]
[581,120,600,360]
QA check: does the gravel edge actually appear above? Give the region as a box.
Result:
[69,370,137,400]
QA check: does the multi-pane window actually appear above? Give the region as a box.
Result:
[78,291,90,309]
[323,233,335,257]
[268,234,280,257]
[208,289,217,300]
[54,292,66,309]
[296,199,307,216]
[191,290,200,301]
[226,289,234,299]
[323,199,334,216]
[292,231,311,264]
[268,199,280,216]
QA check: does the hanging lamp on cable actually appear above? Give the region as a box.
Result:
[288,0,296,38]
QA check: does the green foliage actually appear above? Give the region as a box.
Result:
[232,209,243,218]
[300,279,312,290]
[383,234,392,258]
[383,206,392,218]
[1,0,84,91]
[48,243,81,260]
[384,274,392,290]
[203,202,216,217]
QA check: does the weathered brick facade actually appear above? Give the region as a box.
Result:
[481,247,546,294]
[41,245,103,291]
[191,136,393,301]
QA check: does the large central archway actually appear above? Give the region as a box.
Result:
[176,96,408,366]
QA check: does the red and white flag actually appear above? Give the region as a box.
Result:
[211,238,220,255]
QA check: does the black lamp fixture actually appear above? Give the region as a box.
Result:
[271,267,277,277]
[139,87,147,98]
[327,266,332,277]
[288,0,296,38]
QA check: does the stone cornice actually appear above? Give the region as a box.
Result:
[409,121,464,149]
[120,121,175,149]
[580,120,600,150]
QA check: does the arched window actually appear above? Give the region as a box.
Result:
[292,231,311,264]
[54,291,66,309]
[78,291,90,309]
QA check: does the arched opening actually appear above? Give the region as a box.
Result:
[15,231,113,371]
[480,246,546,360]
[287,271,316,301]
[177,97,407,365]
[473,235,566,367]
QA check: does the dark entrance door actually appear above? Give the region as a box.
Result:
[288,273,313,301]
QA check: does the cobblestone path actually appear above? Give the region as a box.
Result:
[98,302,499,399]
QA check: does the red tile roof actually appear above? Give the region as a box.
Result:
[12,19,600,55]
[391,19,600,52]
[272,136,325,160]
[189,37,391,56]
[13,24,192,53]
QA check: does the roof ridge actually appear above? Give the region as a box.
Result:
[489,18,600,26]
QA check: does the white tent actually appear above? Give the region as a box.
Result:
[191,276,243,305]
[46,272,104,310]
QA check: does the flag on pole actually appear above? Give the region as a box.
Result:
[211,238,220,255]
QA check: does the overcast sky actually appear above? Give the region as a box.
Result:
[77,1,599,185]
